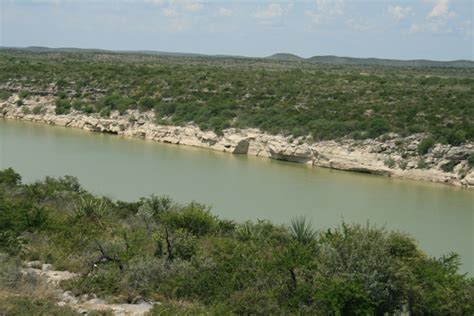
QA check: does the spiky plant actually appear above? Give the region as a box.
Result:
[73,196,109,226]
[235,221,263,241]
[289,216,316,244]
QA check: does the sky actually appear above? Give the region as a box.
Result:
[0,0,473,60]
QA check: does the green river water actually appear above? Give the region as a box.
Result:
[1,119,473,274]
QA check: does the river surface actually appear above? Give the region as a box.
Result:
[1,119,473,274]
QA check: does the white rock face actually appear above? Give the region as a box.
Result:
[1,95,472,188]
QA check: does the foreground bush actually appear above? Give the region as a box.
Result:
[0,168,473,315]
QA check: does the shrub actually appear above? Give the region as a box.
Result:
[417,159,429,169]
[32,105,43,114]
[468,153,474,167]
[71,99,83,111]
[0,89,12,100]
[138,97,158,112]
[0,296,78,316]
[0,167,22,186]
[18,90,30,99]
[367,118,389,138]
[100,106,111,117]
[162,202,217,236]
[226,287,280,315]
[398,160,408,170]
[312,279,375,315]
[447,130,466,146]
[384,157,396,168]
[441,160,458,172]
[137,195,174,223]
[55,99,71,115]
[418,137,435,155]
[154,102,176,117]
[149,301,211,315]
[81,104,95,114]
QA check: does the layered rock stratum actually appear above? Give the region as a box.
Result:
[1,95,473,188]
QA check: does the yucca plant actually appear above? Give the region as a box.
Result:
[289,216,316,244]
[235,221,263,241]
[73,196,109,227]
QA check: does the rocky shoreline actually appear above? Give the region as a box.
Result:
[1,94,473,188]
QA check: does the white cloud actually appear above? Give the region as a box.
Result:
[217,7,233,17]
[408,23,424,33]
[346,19,375,32]
[254,3,283,20]
[150,0,201,32]
[182,0,202,12]
[162,7,178,17]
[388,5,412,21]
[148,0,167,6]
[151,0,202,13]
[306,0,344,24]
[408,20,452,34]
[407,0,458,35]
[171,18,190,31]
[428,0,455,18]
[458,20,473,38]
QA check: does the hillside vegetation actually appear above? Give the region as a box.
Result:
[0,49,473,144]
[0,168,473,315]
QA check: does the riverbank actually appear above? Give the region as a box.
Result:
[1,94,473,188]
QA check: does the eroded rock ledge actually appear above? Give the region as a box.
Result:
[1,95,473,188]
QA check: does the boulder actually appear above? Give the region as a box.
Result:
[232,139,249,154]
[462,171,474,186]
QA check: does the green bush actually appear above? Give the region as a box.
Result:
[138,97,158,112]
[0,296,78,316]
[0,89,12,100]
[82,104,95,114]
[398,160,408,170]
[18,90,30,99]
[441,160,458,172]
[468,153,474,167]
[55,98,71,115]
[32,105,43,114]
[367,118,389,138]
[99,106,111,117]
[447,130,466,146]
[0,167,22,186]
[418,137,435,155]
[417,159,429,169]
[384,157,396,168]
[162,202,218,236]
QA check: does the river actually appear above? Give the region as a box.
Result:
[1,119,473,274]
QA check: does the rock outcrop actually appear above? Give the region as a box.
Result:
[23,261,155,315]
[1,94,472,188]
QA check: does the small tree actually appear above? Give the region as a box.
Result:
[418,137,435,155]
[0,168,22,186]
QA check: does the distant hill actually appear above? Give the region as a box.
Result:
[16,46,110,54]
[307,55,474,68]
[266,53,304,61]
[2,46,244,59]
[1,46,473,68]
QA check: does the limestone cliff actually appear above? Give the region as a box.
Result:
[1,95,473,188]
